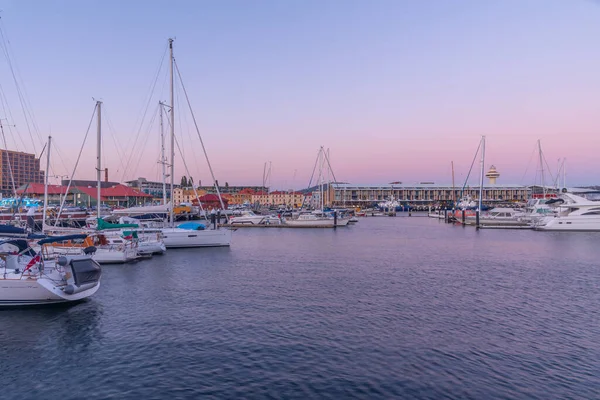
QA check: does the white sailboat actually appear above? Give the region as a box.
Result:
[43,103,140,263]
[160,39,231,248]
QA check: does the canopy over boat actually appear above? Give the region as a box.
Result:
[96,218,138,230]
[0,225,26,235]
[0,238,33,255]
[37,234,89,245]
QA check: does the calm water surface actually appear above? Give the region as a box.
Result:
[2,216,599,399]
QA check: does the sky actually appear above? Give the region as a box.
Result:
[0,0,599,189]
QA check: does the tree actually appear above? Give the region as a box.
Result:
[188,176,194,188]
[180,176,188,188]
[225,182,229,188]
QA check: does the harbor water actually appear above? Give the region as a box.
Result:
[2,216,599,399]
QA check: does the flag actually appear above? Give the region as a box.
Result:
[24,254,41,272]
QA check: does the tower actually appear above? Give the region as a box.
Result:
[485,165,500,185]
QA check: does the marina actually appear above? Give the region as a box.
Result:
[1,1,599,399]
[3,216,599,399]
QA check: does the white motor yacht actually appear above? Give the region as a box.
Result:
[465,207,528,226]
[285,213,335,227]
[229,211,266,225]
[0,237,102,307]
[534,192,600,231]
[161,221,232,248]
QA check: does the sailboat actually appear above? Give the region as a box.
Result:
[159,39,231,248]
[42,105,139,263]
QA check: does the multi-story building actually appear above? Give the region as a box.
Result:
[325,182,529,207]
[124,177,180,201]
[172,188,207,205]
[0,150,44,196]
[197,184,268,195]
[250,190,307,207]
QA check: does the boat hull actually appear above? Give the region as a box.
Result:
[0,279,100,307]
[535,216,600,231]
[161,228,232,248]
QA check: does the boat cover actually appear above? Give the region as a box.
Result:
[0,239,36,256]
[0,224,26,235]
[177,222,206,231]
[70,258,102,286]
[96,218,138,230]
[37,234,89,245]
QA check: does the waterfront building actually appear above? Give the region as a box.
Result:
[196,184,268,195]
[0,149,44,197]
[17,183,152,208]
[325,183,529,207]
[173,188,208,205]
[125,177,180,200]
[191,194,229,210]
[250,190,306,207]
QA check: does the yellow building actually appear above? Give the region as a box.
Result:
[173,188,207,205]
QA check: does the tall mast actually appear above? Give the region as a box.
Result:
[538,140,546,198]
[478,136,485,212]
[563,158,567,189]
[451,161,456,206]
[42,135,51,232]
[169,38,175,227]
[96,101,102,221]
[159,101,167,205]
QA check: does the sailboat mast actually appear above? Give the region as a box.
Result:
[478,136,485,212]
[451,161,456,206]
[563,158,567,189]
[169,38,175,227]
[42,135,51,232]
[538,140,546,198]
[159,101,167,205]
[96,101,102,220]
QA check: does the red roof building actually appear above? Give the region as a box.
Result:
[191,194,229,210]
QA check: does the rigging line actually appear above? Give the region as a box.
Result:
[130,104,159,180]
[0,82,28,151]
[173,133,207,217]
[458,139,482,201]
[102,105,128,175]
[176,80,202,182]
[300,148,321,209]
[541,150,557,187]
[120,45,168,182]
[51,139,75,178]
[54,104,97,225]
[0,120,18,196]
[174,59,227,212]
[0,20,41,153]
[0,17,44,143]
[519,142,538,185]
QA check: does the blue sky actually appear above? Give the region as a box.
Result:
[0,0,599,188]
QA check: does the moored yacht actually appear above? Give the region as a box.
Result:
[229,211,266,225]
[0,237,102,307]
[534,192,600,231]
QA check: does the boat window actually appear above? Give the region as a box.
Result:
[188,235,197,237]
[581,211,600,215]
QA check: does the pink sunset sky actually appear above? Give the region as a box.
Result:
[0,0,598,189]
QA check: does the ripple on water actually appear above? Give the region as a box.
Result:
[1,217,599,399]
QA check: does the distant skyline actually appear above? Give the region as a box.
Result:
[0,0,598,189]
